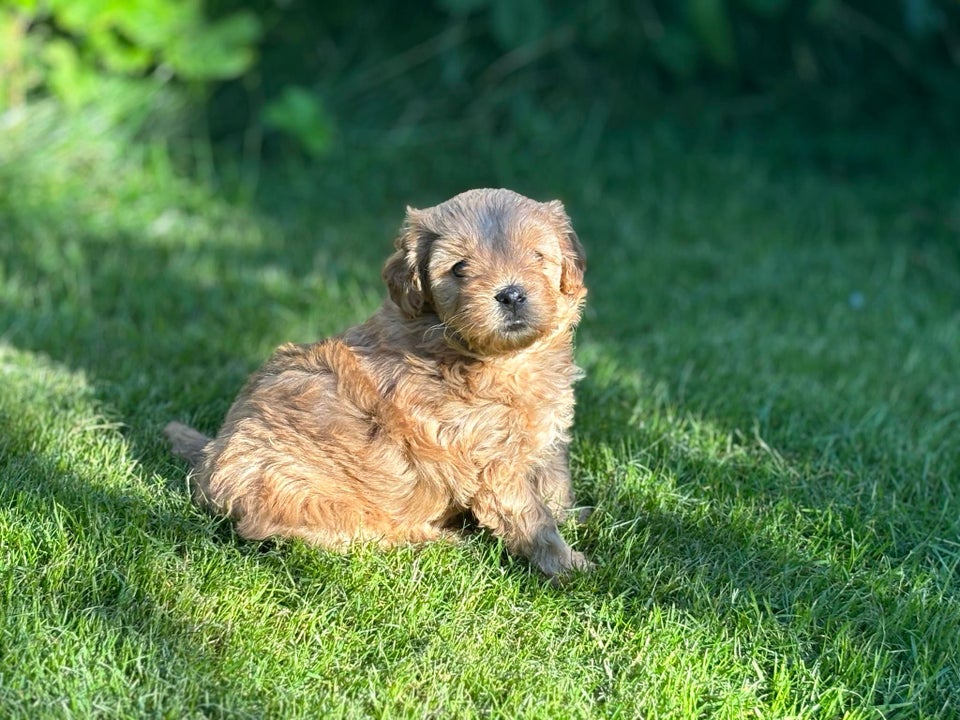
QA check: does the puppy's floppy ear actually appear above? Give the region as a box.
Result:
[382,206,436,317]
[546,200,586,297]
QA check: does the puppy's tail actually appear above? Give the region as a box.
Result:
[163,421,211,469]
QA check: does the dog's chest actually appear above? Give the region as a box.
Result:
[389,358,575,466]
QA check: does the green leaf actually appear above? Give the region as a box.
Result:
[263,86,334,158]
[434,0,491,15]
[809,0,839,23]
[904,0,945,38]
[165,11,261,80]
[651,27,700,80]
[736,0,788,18]
[87,27,154,74]
[688,0,737,70]
[49,0,111,34]
[5,0,41,12]
[489,0,549,49]
[110,0,188,50]
[42,38,100,106]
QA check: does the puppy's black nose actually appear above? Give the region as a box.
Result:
[495,285,526,308]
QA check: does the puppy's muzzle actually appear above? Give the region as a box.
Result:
[495,284,528,330]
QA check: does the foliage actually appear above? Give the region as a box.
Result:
[204,0,960,148]
[262,85,335,158]
[5,1,959,156]
[0,0,260,113]
[429,0,959,85]
[0,0,335,159]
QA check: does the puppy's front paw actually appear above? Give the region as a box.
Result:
[546,551,595,587]
[531,535,594,580]
[567,550,595,573]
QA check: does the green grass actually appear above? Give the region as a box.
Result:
[1,102,959,719]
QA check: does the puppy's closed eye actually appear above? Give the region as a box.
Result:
[451,260,469,278]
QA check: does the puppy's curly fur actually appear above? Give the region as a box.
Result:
[165,188,591,577]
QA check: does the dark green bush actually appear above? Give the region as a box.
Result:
[195,0,959,153]
[5,1,957,155]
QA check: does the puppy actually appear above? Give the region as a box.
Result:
[165,188,591,578]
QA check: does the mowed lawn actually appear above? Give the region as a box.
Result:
[1,106,958,718]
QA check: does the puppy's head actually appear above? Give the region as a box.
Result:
[383,188,586,355]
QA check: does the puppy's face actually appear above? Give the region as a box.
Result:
[383,189,586,356]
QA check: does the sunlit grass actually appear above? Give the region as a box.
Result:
[1,104,958,718]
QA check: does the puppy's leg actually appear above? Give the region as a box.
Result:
[532,446,575,522]
[532,447,593,526]
[472,463,592,579]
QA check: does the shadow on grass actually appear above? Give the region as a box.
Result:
[0,382,234,712]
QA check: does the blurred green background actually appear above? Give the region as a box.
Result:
[3,0,958,167]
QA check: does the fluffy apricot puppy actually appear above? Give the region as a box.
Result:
[165,188,591,578]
